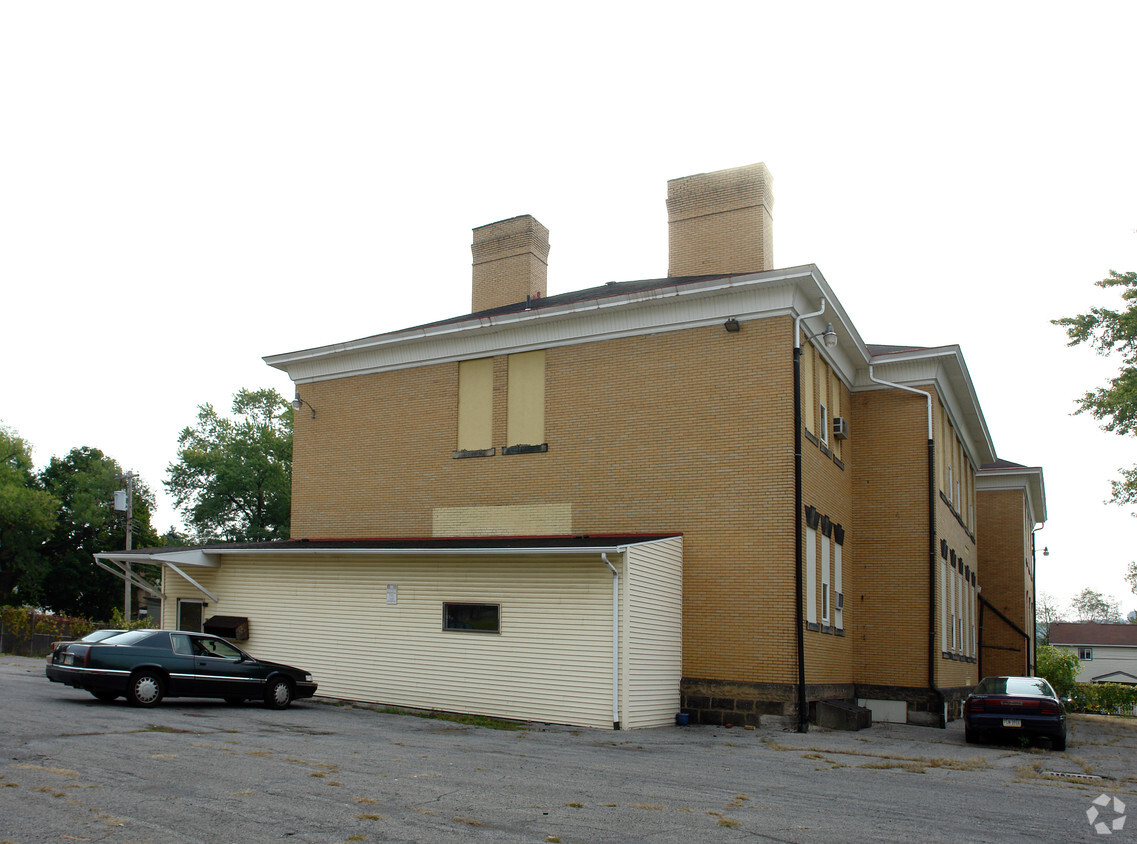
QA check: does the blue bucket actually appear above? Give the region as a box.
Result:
[675,712,690,726]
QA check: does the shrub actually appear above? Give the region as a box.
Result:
[1036,644,1081,698]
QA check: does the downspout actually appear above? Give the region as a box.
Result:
[1030,526,1041,675]
[602,553,620,730]
[867,366,945,728]
[793,298,826,733]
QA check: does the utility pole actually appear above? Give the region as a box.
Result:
[115,472,136,619]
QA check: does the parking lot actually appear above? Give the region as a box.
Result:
[2,654,1136,842]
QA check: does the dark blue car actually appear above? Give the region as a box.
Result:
[963,676,1067,750]
[46,629,317,709]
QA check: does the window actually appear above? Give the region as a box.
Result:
[802,343,815,434]
[506,350,546,449]
[833,532,844,630]
[443,603,500,633]
[1078,647,1093,660]
[819,402,829,445]
[805,520,817,625]
[821,531,831,624]
[177,599,203,633]
[457,358,494,453]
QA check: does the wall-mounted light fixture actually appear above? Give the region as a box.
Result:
[812,323,838,348]
[292,391,316,418]
[724,317,741,333]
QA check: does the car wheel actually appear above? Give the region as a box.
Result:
[264,677,293,709]
[90,690,119,702]
[964,725,980,744]
[225,697,245,706]
[127,671,165,707]
[1052,731,1067,751]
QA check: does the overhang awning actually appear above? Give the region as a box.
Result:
[93,534,682,607]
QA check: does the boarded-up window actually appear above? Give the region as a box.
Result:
[457,358,494,451]
[507,350,545,447]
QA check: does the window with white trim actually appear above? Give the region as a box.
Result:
[1078,647,1093,660]
[806,522,817,626]
[821,531,831,624]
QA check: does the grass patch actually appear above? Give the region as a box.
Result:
[372,706,527,730]
[718,817,742,828]
[454,817,482,826]
[566,802,584,808]
[356,813,384,820]
[136,724,200,734]
[630,804,664,810]
[354,796,379,805]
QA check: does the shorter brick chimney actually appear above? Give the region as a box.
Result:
[471,215,550,313]
[666,162,775,277]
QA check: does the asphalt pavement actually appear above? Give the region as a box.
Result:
[2,654,1135,843]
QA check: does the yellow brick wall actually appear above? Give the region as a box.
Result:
[293,316,801,685]
[977,487,1033,676]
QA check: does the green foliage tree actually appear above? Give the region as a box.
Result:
[0,425,58,605]
[37,447,161,618]
[1053,270,1137,506]
[166,388,292,543]
[1069,587,1122,623]
[1035,644,1081,698]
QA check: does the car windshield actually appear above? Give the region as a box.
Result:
[975,676,1055,698]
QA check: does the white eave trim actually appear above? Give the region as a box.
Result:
[263,265,873,386]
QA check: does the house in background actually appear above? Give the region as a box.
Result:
[1050,622,1137,685]
[96,162,1046,730]
[976,460,1047,678]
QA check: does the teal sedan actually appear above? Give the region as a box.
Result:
[46,629,317,709]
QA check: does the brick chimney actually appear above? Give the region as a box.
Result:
[666,162,775,277]
[471,215,550,313]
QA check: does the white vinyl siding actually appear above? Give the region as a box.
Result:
[161,538,682,730]
[623,538,683,729]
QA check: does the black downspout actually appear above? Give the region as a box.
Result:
[793,345,809,733]
[927,438,945,728]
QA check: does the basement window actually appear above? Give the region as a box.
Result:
[443,603,500,633]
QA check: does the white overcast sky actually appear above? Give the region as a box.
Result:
[2,2,1135,613]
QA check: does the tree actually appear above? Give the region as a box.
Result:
[1068,587,1122,624]
[37,447,161,618]
[0,425,57,605]
[166,388,292,543]
[1035,591,1065,645]
[1053,270,1137,507]
[1035,644,1081,698]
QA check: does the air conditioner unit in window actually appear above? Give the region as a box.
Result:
[833,416,850,441]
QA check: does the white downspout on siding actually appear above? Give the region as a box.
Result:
[602,553,620,730]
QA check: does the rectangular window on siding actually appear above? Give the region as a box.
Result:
[457,358,494,452]
[1078,647,1093,660]
[177,599,203,633]
[506,350,545,449]
[443,603,500,633]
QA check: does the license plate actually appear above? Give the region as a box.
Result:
[63,653,74,666]
[1002,719,1021,728]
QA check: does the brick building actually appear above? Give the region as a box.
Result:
[99,162,1046,730]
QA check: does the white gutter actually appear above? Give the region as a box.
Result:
[602,553,620,730]
[868,365,933,438]
[92,540,671,567]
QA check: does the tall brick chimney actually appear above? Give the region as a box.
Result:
[471,214,550,313]
[666,162,774,277]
